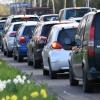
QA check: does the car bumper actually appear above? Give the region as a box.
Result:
[18,46,27,57]
[49,49,71,72]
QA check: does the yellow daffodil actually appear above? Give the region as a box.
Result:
[1,97,5,100]
[30,91,39,98]
[40,89,47,98]
[11,95,18,100]
[22,96,27,100]
[6,96,10,100]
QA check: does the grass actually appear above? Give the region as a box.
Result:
[0,59,57,100]
[0,59,21,80]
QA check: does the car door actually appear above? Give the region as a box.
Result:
[43,29,54,70]
[72,17,87,79]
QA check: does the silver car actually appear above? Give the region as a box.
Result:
[42,22,79,79]
[2,22,23,56]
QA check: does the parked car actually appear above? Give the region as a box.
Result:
[13,21,37,62]
[42,22,78,79]
[59,7,93,22]
[69,11,100,92]
[27,21,59,68]
[0,20,6,49]
[4,15,39,33]
[2,22,23,56]
[39,14,58,22]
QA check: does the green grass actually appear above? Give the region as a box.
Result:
[0,59,21,80]
[0,59,57,100]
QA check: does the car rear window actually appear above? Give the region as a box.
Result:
[11,17,39,22]
[23,25,36,36]
[57,28,77,49]
[43,15,58,21]
[66,8,91,19]
[41,24,55,37]
[93,13,100,40]
[13,24,21,31]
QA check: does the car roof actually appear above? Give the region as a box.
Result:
[0,20,6,23]
[10,21,25,25]
[37,21,59,26]
[22,21,38,26]
[40,14,58,17]
[60,7,92,11]
[52,22,79,32]
[9,15,39,18]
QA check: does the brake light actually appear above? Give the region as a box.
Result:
[51,42,62,49]
[88,25,95,56]
[19,36,25,44]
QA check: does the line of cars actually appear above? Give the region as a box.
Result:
[1,6,100,93]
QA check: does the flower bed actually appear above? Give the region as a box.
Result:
[0,60,57,100]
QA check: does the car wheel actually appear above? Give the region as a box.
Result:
[48,58,57,79]
[43,68,49,76]
[13,49,17,60]
[27,59,33,66]
[83,68,93,93]
[27,51,33,66]
[3,49,7,56]
[1,45,3,52]
[33,53,40,68]
[6,49,12,57]
[16,51,23,62]
[69,63,79,86]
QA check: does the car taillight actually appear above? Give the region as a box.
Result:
[88,25,95,56]
[51,42,62,49]
[19,36,25,44]
[9,32,16,37]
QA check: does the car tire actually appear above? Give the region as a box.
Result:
[27,51,33,66]
[13,49,17,60]
[6,49,12,57]
[43,68,49,76]
[3,50,7,56]
[27,59,33,66]
[83,68,93,93]
[48,58,57,79]
[33,53,40,68]
[69,63,79,86]
[16,51,23,62]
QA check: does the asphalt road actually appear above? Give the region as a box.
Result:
[0,51,100,100]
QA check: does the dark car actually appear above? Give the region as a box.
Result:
[69,11,100,92]
[27,21,59,68]
[13,21,37,62]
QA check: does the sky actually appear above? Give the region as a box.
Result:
[0,0,13,4]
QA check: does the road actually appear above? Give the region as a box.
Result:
[0,51,100,100]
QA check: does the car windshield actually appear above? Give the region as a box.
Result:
[13,24,22,31]
[23,25,36,36]
[66,8,91,19]
[57,28,77,49]
[12,17,39,22]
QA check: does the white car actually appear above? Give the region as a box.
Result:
[42,22,79,79]
[3,22,24,56]
[4,15,39,33]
